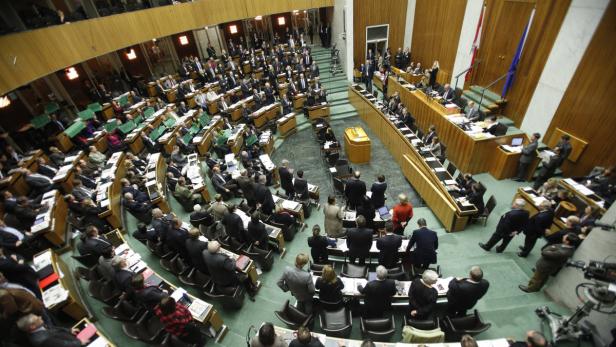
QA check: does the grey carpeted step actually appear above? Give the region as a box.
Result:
[469,85,505,103]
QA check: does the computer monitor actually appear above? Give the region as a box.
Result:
[511,137,523,146]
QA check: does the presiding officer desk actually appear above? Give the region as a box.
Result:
[272,325,509,347]
[104,230,228,342]
[388,77,520,174]
[348,84,477,232]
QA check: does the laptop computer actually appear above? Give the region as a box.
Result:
[511,137,523,146]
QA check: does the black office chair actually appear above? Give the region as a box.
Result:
[159,254,190,276]
[88,279,122,305]
[179,268,211,289]
[341,263,368,278]
[202,281,246,310]
[372,90,378,99]
[103,298,144,322]
[333,177,345,199]
[274,300,314,329]
[406,317,440,330]
[360,314,396,341]
[122,312,166,343]
[441,310,492,341]
[156,333,198,347]
[319,306,352,338]
[473,195,496,226]
[242,244,274,272]
[309,262,332,275]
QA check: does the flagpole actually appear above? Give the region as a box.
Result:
[465,3,486,83]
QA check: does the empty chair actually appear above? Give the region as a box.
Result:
[88,279,122,305]
[122,312,166,343]
[386,267,409,281]
[326,151,340,167]
[372,90,378,99]
[341,263,368,278]
[202,281,245,310]
[103,298,144,322]
[147,240,174,259]
[360,314,396,342]
[76,265,101,282]
[242,244,274,271]
[309,262,331,275]
[274,300,314,329]
[473,195,496,226]
[406,318,440,330]
[332,177,345,199]
[179,268,211,289]
[319,306,352,338]
[159,254,190,276]
[442,310,491,342]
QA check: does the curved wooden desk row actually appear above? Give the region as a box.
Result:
[273,325,509,347]
[103,230,228,342]
[388,77,520,174]
[96,152,126,230]
[0,149,48,196]
[145,152,171,213]
[348,85,477,232]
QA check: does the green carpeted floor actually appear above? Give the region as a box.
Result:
[61,45,577,346]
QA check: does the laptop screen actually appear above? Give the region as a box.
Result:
[511,137,523,146]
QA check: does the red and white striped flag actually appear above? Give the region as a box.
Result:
[466,4,486,81]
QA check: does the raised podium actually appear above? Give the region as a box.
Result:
[344,127,371,164]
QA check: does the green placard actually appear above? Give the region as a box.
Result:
[118,94,129,108]
[31,114,51,129]
[64,120,86,138]
[78,108,95,120]
[163,117,176,128]
[44,102,60,115]
[144,107,155,119]
[216,132,229,146]
[104,119,118,132]
[149,126,165,141]
[87,102,102,112]
[246,134,258,147]
[133,114,144,124]
[182,133,193,145]
[189,124,200,135]
[118,120,136,134]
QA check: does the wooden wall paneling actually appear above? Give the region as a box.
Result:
[352,0,408,67]
[470,0,570,126]
[56,65,92,109]
[0,0,334,94]
[411,0,467,85]
[171,31,200,59]
[544,0,616,177]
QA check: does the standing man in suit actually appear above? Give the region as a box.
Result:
[363,60,374,93]
[346,216,373,265]
[376,222,402,268]
[370,175,387,209]
[293,170,309,201]
[357,266,397,318]
[392,194,414,235]
[254,175,275,215]
[519,233,579,293]
[111,256,134,292]
[345,171,366,210]
[184,228,209,275]
[515,133,541,182]
[406,218,438,269]
[533,147,563,190]
[479,199,530,253]
[447,266,490,317]
[277,253,315,314]
[518,201,554,258]
[556,135,572,163]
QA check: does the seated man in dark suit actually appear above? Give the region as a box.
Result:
[447,266,490,316]
[439,83,455,102]
[247,212,270,250]
[111,256,134,292]
[357,266,397,318]
[406,218,438,269]
[128,273,167,312]
[123,192,152,222]
[184,228,209,275]
[14,196,41,229]
[293,170,310,201]
[466,182,485,215]
[479,199,529,253]
[376,221,402,268]
[346,216,373,265]
[203,241,257,299]
[211,166,237,200]
[78,226,112,257]
[189,205,213,229]
[166,217,190,260]
[17,313,84,347]
[222,204,247,243]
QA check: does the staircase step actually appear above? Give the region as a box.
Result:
[462,91,498,110]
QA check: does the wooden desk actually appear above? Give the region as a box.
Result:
[292,94,306,110]
[307,103,330,121]
[145,153,171,213]
[54,131,74,153]
[101,103,114,120]
[372,73,384,91]
[52,151,86,193]
[96,152,126,230]
[344,127,371,164]
[124,108,165,154]
[489,140,540,181]
[193,116,223,155]
[30,190,68,247]
[33,249,87,320]
[349,85,477,232]
[276,112,297,138]
[227,124,246,155]
[273,195,305,222]
[72,318,117,347]
[389,77,518,174]
[251,103,280,129]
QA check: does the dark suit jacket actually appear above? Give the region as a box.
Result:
[167,227,189,258]
[358,279,397,317]
[376,233,403,268]
[0,256,40,297]
[408,278,438,319]
[407,227,438,265]
[79,237,112,257]
[346,227,373,259]
[370,182,387,208]
[0,229,23,249]
[315,277,343,303]
[254,184,275,214]
[29,327,82,347]
[130,285,166,311]
[467,189,485,214]
[25,174,53,191]
[294,178,309,200]
[185,238,209,275]
[279,167,294,193]
[495,208,529,235]
[447,278,489,312]
[536,244,575,275]
[114,269,134,292]
[345,178,366,205]
[247,220,269,247]
[308,235,330,263]
[223,213,247,243]
[203,251,239,287]
[487,123,508,136]
[520,141,539,164]
[211,174,228,194]
[525,209,554,237]
[37,165,57,178]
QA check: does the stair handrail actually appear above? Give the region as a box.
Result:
[478,71,512,108]
[453,60,481,91]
